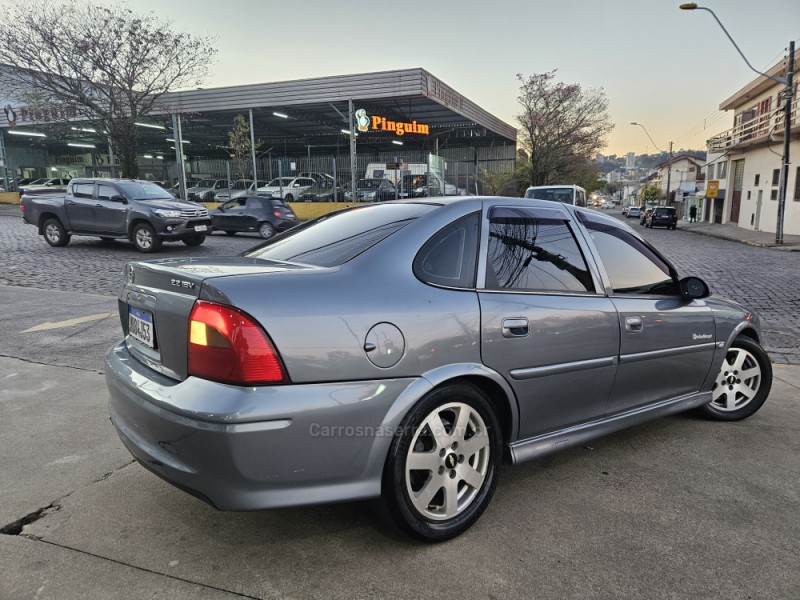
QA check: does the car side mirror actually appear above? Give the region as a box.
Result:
[111,194,127,203]
[679,276,710,300]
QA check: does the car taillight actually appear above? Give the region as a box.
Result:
[188,300,288,385]
[274,210,282,217]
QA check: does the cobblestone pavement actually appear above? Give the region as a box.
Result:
[617,216,800,365]
[1,209,798,364]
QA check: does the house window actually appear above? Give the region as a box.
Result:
[747,190,751,200]
[771,189,778,200]
[718,161,728,179]
[754,174,760,186]
[772,169,780,186]
[707,164,715,180]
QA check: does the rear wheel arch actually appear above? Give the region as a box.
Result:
[37,212,61,234]
[456,376,516,451]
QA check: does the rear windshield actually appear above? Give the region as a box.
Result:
[244,203,437,267]
[524,187,575,204]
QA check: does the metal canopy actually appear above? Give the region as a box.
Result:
[2,67,516,166]
[133,68,516,159]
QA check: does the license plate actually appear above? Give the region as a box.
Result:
[194,225,208,232]
[128,306,155,348]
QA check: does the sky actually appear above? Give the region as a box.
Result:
[3,0,799,156]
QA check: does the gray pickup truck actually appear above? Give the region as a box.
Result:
[21,178,212,252]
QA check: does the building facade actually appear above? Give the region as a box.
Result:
[703,48,799,235]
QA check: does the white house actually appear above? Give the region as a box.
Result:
[703,48,799,235]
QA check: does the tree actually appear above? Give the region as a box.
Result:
[639,183,662,203]
[0,0,217,178]
[477,167,517,196]
[515,71,613,188]
[227,114,261,181]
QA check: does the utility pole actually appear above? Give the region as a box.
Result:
[776,40,794,245]
[665,141,673,205]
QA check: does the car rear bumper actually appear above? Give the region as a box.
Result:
[105,341,419,510]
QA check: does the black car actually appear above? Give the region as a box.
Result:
[646,206,678,229]
[210,196,298,239]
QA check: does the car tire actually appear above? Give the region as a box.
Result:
[43,217,70,247]
[182,235,205,247]
[131,222,162,253]
[285,194,294,202]
[258,222,275,239]
[381,382,502,542]
[702,336,772,421]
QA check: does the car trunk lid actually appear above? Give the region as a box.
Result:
[119,257,315,381]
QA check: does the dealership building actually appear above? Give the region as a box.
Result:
[0,67,517,196]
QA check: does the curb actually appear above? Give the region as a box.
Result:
[678,226,800,252]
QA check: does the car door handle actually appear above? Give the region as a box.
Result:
[502,317,529,338]
[625,316,643,332]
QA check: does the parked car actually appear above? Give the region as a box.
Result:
[21,178,211,252]
[213,179,268,202]
[256,177,316,202]
[344,178,398,202]
[298,182,342,202]
[210,196,298,239]
[626,206,641,219]
[105,197,772,541]
[186,178,230,202]
[646,206,678,229]
[19,177,71,191]
[298,171,335,186]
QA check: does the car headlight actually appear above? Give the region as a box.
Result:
[155,209,182,218]
[366,192,376,199]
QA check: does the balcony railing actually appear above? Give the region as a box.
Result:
[708,104,798,152]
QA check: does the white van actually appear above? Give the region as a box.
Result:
[523,185,588,207]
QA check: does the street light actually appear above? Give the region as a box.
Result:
[680,2,795,245]
[631,122,673,204]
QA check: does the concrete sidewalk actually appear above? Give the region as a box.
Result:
[678,217,800,250]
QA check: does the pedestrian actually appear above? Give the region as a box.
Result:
[689,205,697,223]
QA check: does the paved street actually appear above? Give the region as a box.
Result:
[2,206,798,363]
[1,205,799,598]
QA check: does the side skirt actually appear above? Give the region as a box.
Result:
[509,391,711,465]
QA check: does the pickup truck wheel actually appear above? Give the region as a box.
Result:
[131,223,161,253]
[43,218,70,247]
[182,235,206,247]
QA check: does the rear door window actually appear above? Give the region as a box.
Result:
[485,206,595,293]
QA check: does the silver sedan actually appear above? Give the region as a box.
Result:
[106,197,772,541]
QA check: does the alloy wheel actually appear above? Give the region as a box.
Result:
[711,346,762,412]
[404,402,490,521]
